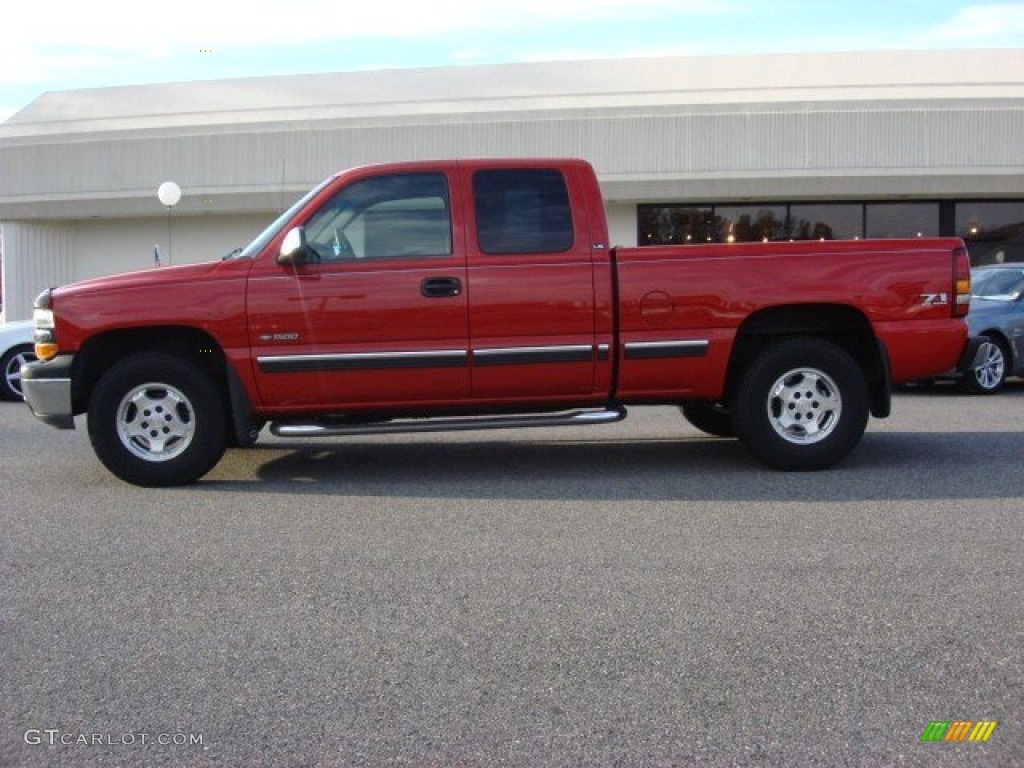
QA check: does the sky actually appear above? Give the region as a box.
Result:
[2,0,1023,123]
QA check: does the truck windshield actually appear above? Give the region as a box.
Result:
[232,177,335,260]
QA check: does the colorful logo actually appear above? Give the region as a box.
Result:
[921,721,997,742]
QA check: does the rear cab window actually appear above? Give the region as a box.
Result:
[472,168,574,255]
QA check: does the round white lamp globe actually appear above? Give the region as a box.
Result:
[157,181,182,207]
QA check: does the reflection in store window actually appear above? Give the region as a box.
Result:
[638,206,714,244]
[640,203,859,244]
[714,206,787,242]
[956,201,1024,265]
[788,204,863,241]
[865,203,939,239]
[639,199,1024,255]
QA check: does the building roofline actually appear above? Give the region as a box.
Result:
[4,48,1023,139]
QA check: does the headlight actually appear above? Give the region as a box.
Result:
[33,307,54,330]
[33,289,58,360]
[34,288,52,311]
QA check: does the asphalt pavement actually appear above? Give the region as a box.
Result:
[1,385,1021,767]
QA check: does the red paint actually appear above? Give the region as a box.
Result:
[47,158,968,417]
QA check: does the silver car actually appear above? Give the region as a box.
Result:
[0,320,37,400]
[961,264,1024,393]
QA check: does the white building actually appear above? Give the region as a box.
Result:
[2,49,1023,320]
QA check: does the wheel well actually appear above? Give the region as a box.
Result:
[977,328,1015,360]
[725,304,890,417]
[71,327,228,414]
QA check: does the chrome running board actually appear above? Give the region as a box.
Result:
[270,407,627,438]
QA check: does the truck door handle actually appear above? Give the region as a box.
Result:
[421,277,462,298]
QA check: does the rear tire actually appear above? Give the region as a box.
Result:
[733,338,869,471]
[87,354,227,486]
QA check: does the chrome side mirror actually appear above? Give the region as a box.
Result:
[277,227,312,265]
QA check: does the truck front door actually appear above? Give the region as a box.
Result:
[247,169,470,411]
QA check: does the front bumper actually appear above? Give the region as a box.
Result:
[21,355,75,429]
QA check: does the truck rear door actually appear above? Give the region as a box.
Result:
[462,162,610,403]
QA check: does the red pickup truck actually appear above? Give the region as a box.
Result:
[23,158,977,486]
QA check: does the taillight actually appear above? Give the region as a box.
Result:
[953,246,971,317]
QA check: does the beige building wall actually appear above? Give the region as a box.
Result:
[1,215,269,319]
[2,50,1023,319]
[70,214,268,282]
[1,222,75,320]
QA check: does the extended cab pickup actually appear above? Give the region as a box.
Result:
[23,159,976,486]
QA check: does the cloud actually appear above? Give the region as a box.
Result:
[4,0,1015,106]
[0,0,730,89]
[2,0,729,87]
[5,0,724,53]
[914,2,1024,44]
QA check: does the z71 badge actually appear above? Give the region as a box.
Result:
[920,293,949,306]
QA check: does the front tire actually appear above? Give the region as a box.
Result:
[87,354,227,486]
[733,338,869,471]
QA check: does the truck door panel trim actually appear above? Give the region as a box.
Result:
[257,350,468,374]
[472,345,595,366]
[623,340,710,360]
[257,343,605,373]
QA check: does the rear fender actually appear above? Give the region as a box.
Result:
[727,304,890,418]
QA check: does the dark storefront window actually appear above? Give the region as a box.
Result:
[865,203,939,239]
[640,200,1024,253]
[956,201,1024,265]
[639,203,859,244]
[638,205,714,245]
[714,205,787,242]
[788,204,863,241]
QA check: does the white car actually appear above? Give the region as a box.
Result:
[0,320,37,400]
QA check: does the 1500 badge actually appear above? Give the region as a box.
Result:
[259,333,300,342]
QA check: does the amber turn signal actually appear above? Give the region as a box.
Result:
[34,342,59,361]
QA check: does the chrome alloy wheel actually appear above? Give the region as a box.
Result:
[971,340,1006,392]
[4,348,35,398]
[116,383,196,462]
[766,367,842,445]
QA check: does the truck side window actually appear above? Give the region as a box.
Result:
[473,169,574,254]
[304,173,452,260]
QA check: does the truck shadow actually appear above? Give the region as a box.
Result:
[206,429,1023,502]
